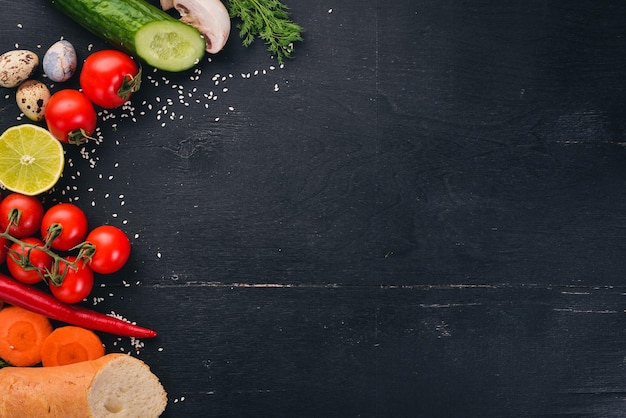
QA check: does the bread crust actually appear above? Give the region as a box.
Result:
[0,353,167,418]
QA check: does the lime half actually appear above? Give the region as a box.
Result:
[0,124,64,196]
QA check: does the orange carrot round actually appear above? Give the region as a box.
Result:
[0,305,53,366]
[41,325,105,367]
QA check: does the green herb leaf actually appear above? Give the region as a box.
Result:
[226,0,304,64]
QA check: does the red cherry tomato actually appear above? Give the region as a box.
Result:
[0,197,4,264]
[45,89,97,144]
[80,50,141,109]
[0,193,44,238]
[50,256,94,304]
[41,203,89,251]
[0,237,8,265]
[7,237,53,284]
[85,225,131,274]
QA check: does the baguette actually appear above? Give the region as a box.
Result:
[0,353,167,417]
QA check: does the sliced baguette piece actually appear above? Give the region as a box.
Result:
[0,353,167,417]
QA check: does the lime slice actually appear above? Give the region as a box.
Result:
[0,124,64,196]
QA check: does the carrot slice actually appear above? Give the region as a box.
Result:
[41,325,105,367]
[0,306,53,366]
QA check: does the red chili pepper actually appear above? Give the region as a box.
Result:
[0,273,157,338]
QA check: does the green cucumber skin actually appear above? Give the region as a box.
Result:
[48,0,204,71]
[49,0,175,53]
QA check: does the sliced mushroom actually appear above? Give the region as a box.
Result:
[161,0,231,54]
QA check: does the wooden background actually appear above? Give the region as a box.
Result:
[2,0,626,416]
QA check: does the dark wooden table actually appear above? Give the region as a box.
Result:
[3,0,626,416]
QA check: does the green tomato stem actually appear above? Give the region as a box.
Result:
[0,224,88,285]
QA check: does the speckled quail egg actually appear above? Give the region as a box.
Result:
[43,40,77,83]
[0,50,39,88]
[16,80,50,121]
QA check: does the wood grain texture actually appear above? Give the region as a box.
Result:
[1,0,626,416]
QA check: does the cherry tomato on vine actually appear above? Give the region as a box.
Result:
[41,203,89,251]
[80,50,141,109]
[45,89,97,144]
[7,237,53,285]
[84,225,131,274]
[50,256,94,304]
[0,191,5,264]
[0,193,44,238]
[0,237,8,265]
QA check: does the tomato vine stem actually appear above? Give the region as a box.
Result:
[0,220,90,286]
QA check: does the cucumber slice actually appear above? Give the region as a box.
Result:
[136,21,207,72]
[48,0,206,72]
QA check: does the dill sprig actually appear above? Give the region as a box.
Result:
[226,0,304,64]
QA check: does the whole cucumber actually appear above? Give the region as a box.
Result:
[48,0,206,72]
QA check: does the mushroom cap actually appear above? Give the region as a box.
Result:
[161,0,231,54]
